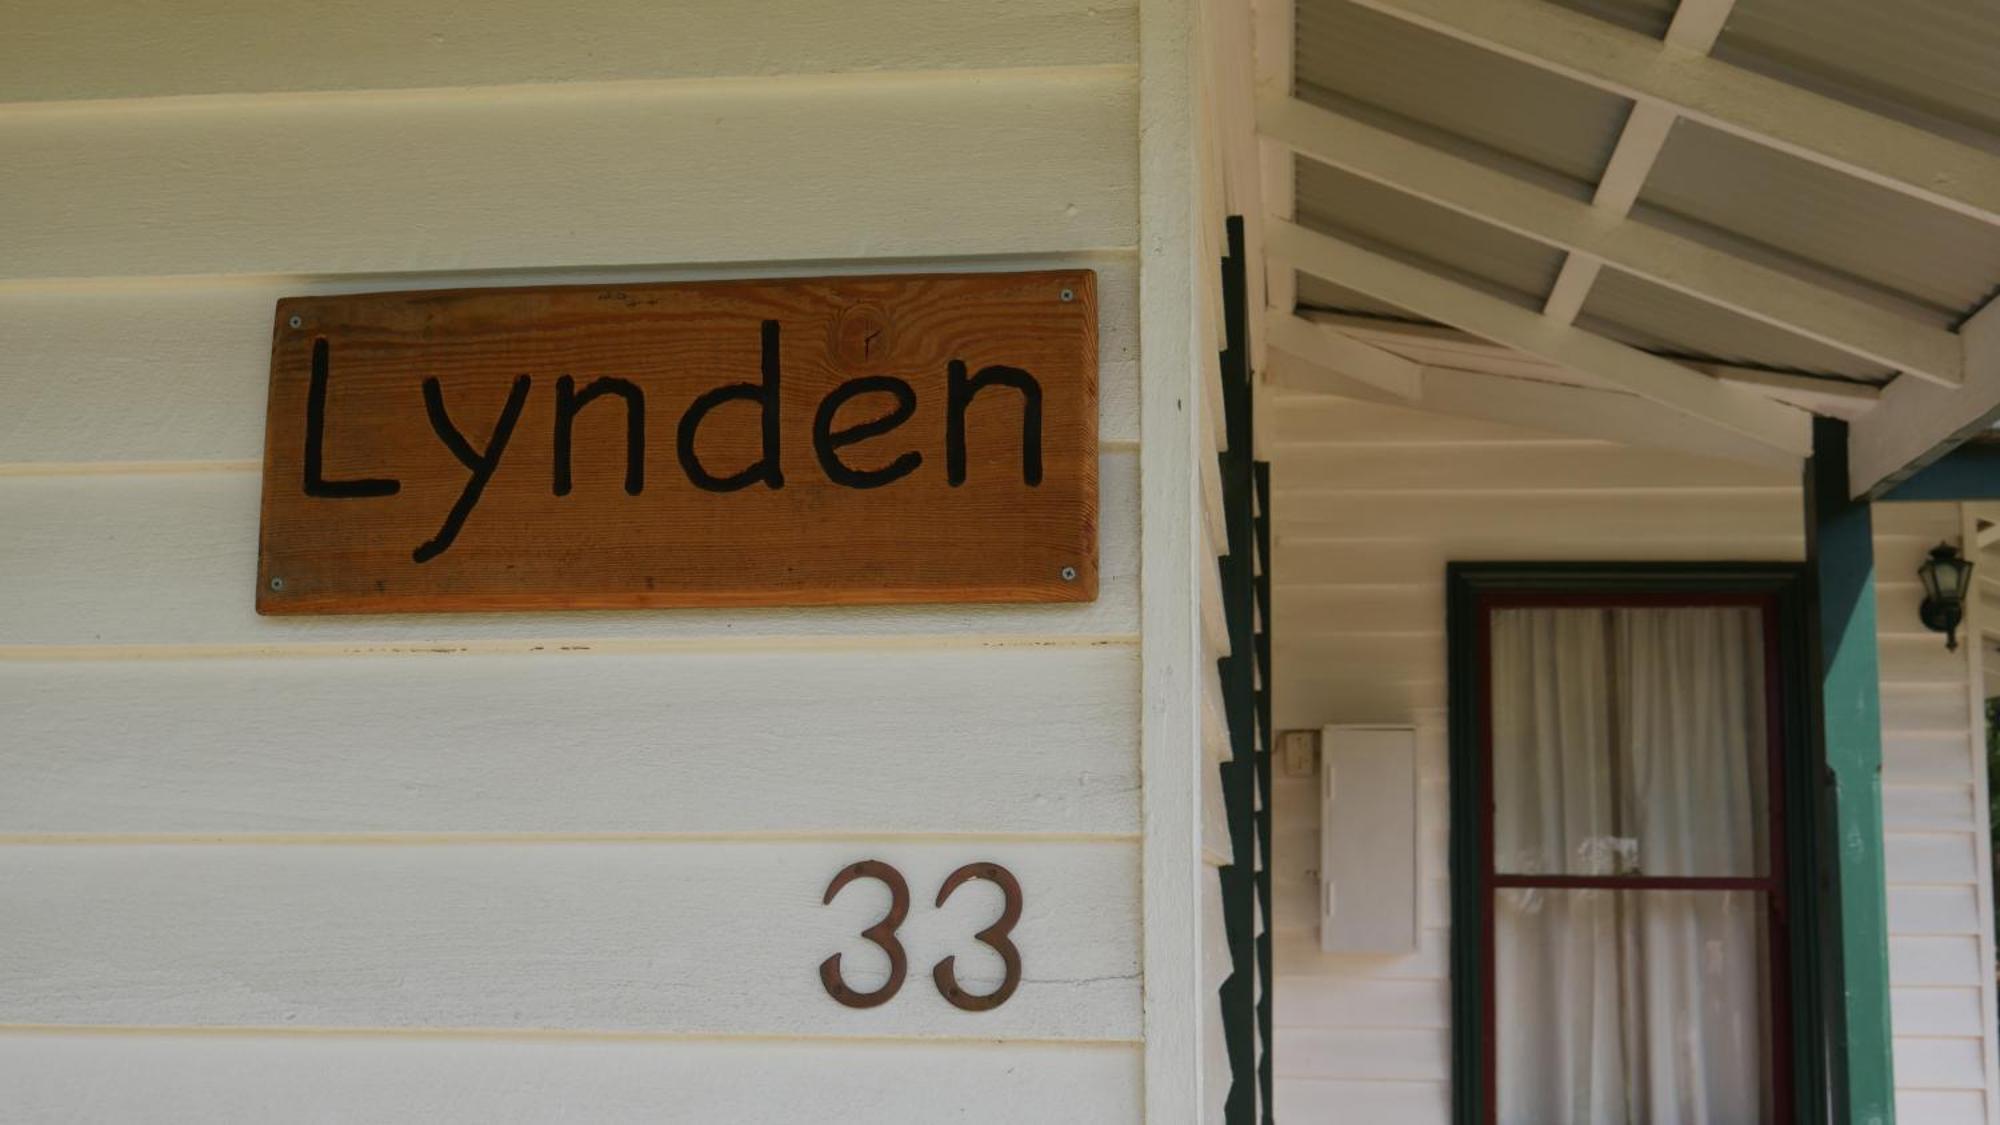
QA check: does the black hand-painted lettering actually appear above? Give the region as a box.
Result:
[554,375,645,496]
[812,375,922,489]
[412,374,532,563]
[302,338,400,499]
[676,319,787,493]
[946,361,1043,487]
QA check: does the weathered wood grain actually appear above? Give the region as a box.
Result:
[255,272,1098,613]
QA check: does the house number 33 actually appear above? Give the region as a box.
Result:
[819,860,1022,1012]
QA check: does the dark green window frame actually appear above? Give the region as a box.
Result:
[1444,562,1828,1125]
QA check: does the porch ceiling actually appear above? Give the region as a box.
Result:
[1258,0,2000,495]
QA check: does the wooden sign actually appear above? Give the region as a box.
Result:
[256,272,1097,614]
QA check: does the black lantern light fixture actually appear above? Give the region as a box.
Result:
[1917,541,1975,651]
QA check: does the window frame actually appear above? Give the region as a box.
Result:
[1445,563,1826,1125]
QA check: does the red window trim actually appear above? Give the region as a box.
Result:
[1474,588,1794,1125]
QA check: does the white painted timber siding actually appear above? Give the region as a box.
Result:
[1878,504,1998,1124]
[0,4,1152,1121]
[1267,391,1999,1123]
[1139,0,1246,1117]
[1190,1,1250,1107]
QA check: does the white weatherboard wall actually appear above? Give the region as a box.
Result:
[1267,392,1999,1123]
[0,5,1151,1122]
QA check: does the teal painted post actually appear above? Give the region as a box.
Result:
[1806,416,1897,1123]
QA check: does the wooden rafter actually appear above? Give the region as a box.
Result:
[1542,0,1736,325]
[1266,344,1800,468]
[1265,311,1421,399]
[1268,218,1813,455]
[1338,0,2000,227]
[1258,94,1964,386]
[1299,311,1885,421]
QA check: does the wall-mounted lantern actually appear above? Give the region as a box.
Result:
[1917,542,1975,651]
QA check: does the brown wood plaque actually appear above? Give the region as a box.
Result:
[256,271,1096,614]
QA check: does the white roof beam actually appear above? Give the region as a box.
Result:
[1539,254,1607,328]
[1421,365,1800,468]
[1260,94,1964,387]
[1265,310,1423,400]
[1339,0,2000,227]
[1268,349,1798,468]
[1588,105,1683,221]
[1268,218,1813,456]
[1542,0,1735,324]
[1266,348,1379,399]
[1655,0,1734,56]
[1301,310,1885,420]
[1709,365,1882,421]
[1850,297,2000,498]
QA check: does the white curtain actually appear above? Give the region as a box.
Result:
[1491,607,1771,1124]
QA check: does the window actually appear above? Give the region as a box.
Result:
[1447,567,1821,1125]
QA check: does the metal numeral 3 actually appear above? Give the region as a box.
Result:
[819,860,1023,1011]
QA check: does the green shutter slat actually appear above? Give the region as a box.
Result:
[1217,215,1260,1125]
[1253,458,1275,1125]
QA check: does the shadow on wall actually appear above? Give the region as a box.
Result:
[1990,698,1999,1001]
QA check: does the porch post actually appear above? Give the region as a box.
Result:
[1805,415,1897,1124]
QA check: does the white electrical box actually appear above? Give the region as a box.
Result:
[1320,724,1419,955]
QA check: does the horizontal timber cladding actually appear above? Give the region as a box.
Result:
[0,646,1138,836]
[0,70,1136,282]
[0,451,1136,648]
[0,257,1138,466]
[0,1,1146,1115]
[0,842,1139,1039]
[1268,392,1993,1122]
[0,1036,1142,1125]
[0,0,1136,101]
